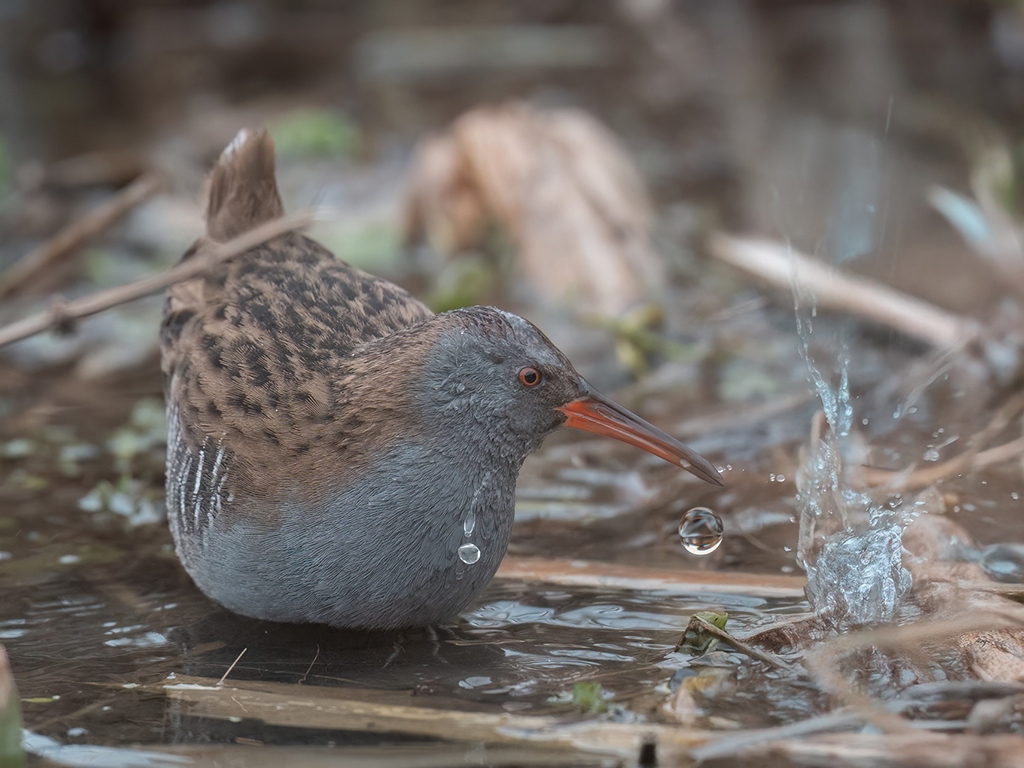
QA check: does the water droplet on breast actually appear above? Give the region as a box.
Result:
[463,513,476,536]
[458,543,481,564]
[679,507,724,556]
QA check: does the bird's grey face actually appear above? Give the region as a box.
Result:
[423,307,724,486]
[424,309,584,457]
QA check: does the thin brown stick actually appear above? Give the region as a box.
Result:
[859,436,1024,491]
[690,614,794,672]
[44,149,147,189]
[298,644,320,685]
[857,392,1024,490]
[217,647,247,687]
[0,174,163,299]
[0,211,313,350]
[812,614,1020,658]
[707,233,982,349]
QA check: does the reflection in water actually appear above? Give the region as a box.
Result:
[24,731,189,768]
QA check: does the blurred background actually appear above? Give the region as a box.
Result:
[1,0,1021,405]
[3,0,1020,323]
[3,1,1023,471]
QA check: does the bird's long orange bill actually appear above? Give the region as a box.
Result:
[558,392,724,486]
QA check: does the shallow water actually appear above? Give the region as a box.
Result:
[0,360,819,764]
[3,305,1024,765]
[0,488,804,755]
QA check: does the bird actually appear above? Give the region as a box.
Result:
[160,128,723,631]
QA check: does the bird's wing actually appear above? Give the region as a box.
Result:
[162,240,432,450]
[160,128,433,470]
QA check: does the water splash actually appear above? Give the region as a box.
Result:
[789,244,912,627]
[801,504,912,624]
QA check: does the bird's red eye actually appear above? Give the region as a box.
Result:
[518,367,541,387]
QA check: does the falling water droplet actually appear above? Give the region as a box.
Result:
[923,448,940,462]
[458,543,481,564]
[678,507,724,556]
[463,513,476,536]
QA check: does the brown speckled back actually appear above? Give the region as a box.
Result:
[161,130,433,524]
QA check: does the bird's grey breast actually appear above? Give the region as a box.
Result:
[269,440,521,627]
[167,423,521,629]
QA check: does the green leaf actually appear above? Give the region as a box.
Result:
[679,611,728,655]
[571,682,610,715]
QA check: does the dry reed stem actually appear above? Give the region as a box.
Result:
[496,556,806,598]
[163,674,713,759]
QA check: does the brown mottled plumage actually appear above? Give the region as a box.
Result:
[161,129,722,630]
[163,131,436,508]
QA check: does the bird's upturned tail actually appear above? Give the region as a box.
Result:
[205,128,284,242]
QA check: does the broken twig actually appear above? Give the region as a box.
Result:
[0,174,163,298]
[860,436,1024,491]
[707,233,982,350]
[0,211,313,350]
[688,614,795,672]
[217,647,247,687]
[858,391,1024,491]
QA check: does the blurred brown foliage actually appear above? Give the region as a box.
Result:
[403,102,661,316]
